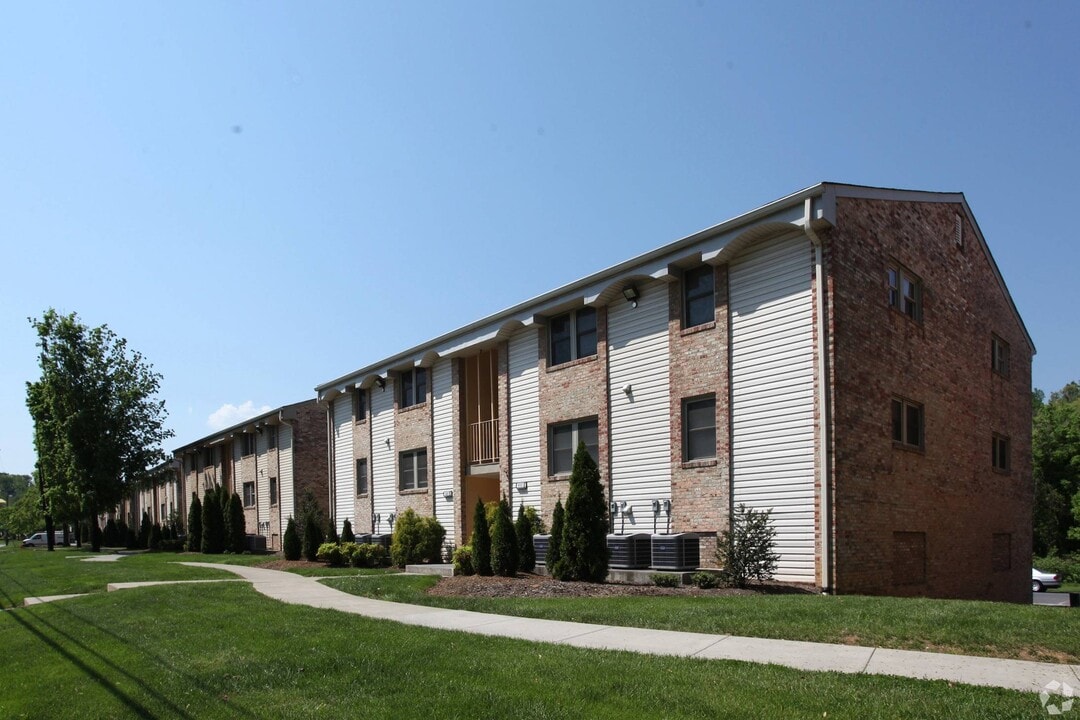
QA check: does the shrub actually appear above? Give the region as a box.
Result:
[303,514,321,562]
[139,511,152,549]
[317,542,345,566]
[716,503,780,588]
[516,504,536,573]
[490,498,519,577]
[471,498,492,576]
[341,519,355,544]
[523,505,545,535]
[338,541,359,562]
[160,537,184,552]
[283,517,301,560]
[201,489,224,554]
[295,488,326,554]
[148,522,162,551]
[1033,553,1080,583]
[552,442,608,582]
[391,509,446,567]
[452,545,475,575]
[225,493,246,554]
[351,543,386,568]
[651,573,680,588]
[124,523,138,550]
[103,518,119,547]
[327,521,340,545]
[547,499,565,573]
[186,493,202,552]
[691,571,720,589]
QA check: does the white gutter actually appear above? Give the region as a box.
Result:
[803,198,832,594]
[325,400,335,529]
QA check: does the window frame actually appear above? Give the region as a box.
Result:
[682,265,716,329]
[242,481,256,507]
[399,368,428,408]
[548,418,599,476]
[991,335,1010,378]
[356,458,369,496]
[269,476,278,506]
[992,433,1010,471]
[548,307,598,366]
[682,395,717,461]
[267,426,277,450]
[355,389,368,422]
[398,449,428,491]
[891,397,924,450]
[887,263,923,322]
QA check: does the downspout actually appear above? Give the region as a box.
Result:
[803,198,832,594]
[325,398,335,531]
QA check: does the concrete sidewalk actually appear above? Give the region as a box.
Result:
[178,562,1080,695]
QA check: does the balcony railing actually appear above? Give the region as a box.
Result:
[468,418,499,465]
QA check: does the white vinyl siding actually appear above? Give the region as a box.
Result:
[607,283,672,529]
[432,359,455,536]
[256,430,269,536]
[509,328,540,511]
[371,379,396,533]
[730,233,815,582]
[332,397,354,534]
[279,424,294,525]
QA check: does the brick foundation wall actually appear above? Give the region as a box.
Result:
[828,197,1033,603]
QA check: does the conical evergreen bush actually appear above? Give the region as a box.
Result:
[516,504,536,573]
[226,493,246,553]
[553,441,608,582]
[283,517,301,560]
[547,498,565,577]
[471,497,492,576]
[186,493,202,552]
[490,497,519,577]
[201,489,224,554]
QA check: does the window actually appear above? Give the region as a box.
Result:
[269,477,278,506]
[683,396,716,461]
[683,265,715,328]
[202,447,215,468]
[891,397,923,449]
[398,449,428,490]
[355,389,367,422]
[549,307,597,366]
[992,434,1010,471]
[991,335,1010,377]
[356,458,369,495]
[399,368,427,408]
[242,482,255,507]
[549,418,599,475]
[241,433,255,456]
[887,264,922,321]
[267,426,277,450]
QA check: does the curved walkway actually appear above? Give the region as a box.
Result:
[179,563,1080,695]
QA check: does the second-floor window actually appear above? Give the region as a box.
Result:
[683,265,715,328]
[992,434,1010,471]
[399,449,428,490]
[267,426,277,450]
[891,397,924,450]
[242,482,255,507]
[683,395,717,461]
[355,389,367,422]
[992,335,1010,377]
[269,477,278,506]
[549,307,597,366]
[356,458,369,495]
[887,263,922,321]
[399,368,427,408]
[549,418,599,475]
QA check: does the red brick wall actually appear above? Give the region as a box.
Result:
[828,197,1033,602]
[291,401,331,525]
[668,265,730,562]
[395,376,434,519]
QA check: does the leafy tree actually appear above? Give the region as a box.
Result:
[201,489,224,554]
[0,488,44,537]
[715,503,780,588]
[0,473,32,505]
[295,488,325,554]
[1033,383,1080,555]
[26,309,172,552]
[341,518,355,543]
[547,499,565,573]
[471,497,492,576]
[490,498,518,577]
[283,517,301,560]
[226,493,246,554]
[186,492,203,552]
[551,441,608,582]
[516,504,536,573]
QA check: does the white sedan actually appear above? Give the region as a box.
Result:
[1032,568,1063,592]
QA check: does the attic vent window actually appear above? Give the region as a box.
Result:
[954,214,964,248]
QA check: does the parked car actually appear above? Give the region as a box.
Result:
[21,531,63,548]
[1032,568,1062,592]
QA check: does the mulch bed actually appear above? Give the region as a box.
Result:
[425,573,813,599]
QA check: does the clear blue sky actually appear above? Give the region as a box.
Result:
[2,3,1077,476]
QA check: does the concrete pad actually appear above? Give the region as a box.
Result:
[864,648,1070,693]
[1070,665,1080,684]
[563,626,723,657]
[697,636,873,674]
[24,594,86,606]
[405,564,454,577]
[78,554,126,563]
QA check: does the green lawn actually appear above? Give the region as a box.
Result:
[0,545,387,609]
[323,574,1080,664]
[0,581,1049,719]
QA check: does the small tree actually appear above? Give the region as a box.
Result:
[139,511,152,549]
[471,497,492,576]
[547,499,565,573]
[148,522,162,551]
[326,520,340,545]
[341,518,355,543]
[516,504,536,573]
[552,441,608,582]
[201,489,224,554]
[103,517,119,547]
[303,514,321,561]
[226,493,246,554]
[186,492,202,552]
[715,503,780,588]
[490,498,519,577]
[283,517,301,560]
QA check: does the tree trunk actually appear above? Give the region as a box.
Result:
[89,502,101,552]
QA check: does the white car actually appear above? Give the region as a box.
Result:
[20,531,62,548]
[1032,568,1062,592]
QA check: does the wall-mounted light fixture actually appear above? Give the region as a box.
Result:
[515,481,528,494]
[622,285,639,308]
[384,438,391,449]
[374,376,386,390]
